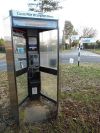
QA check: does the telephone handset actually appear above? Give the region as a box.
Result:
[28,51,39,69]
[28,51,39,78]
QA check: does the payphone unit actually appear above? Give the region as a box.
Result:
[27,30,40,99]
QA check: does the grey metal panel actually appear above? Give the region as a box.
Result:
[57,27,60,115]
[4,16,19,126]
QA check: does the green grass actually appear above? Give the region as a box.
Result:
[1,63,100,133]
[61,64,100,91]
[61,64,100,104]
[19,63,100,133]
[87,49,100,54]
[61,89,100,104]
[59,64,100,132]
[93,49,100,54]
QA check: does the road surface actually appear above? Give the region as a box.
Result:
[60,49,100,64]
[0,49,100,71]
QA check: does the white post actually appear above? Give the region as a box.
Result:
[78,44,80,66]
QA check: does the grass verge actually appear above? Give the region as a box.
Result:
[87,49,100,55]
[1,63,100,133]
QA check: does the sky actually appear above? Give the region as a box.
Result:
[0,0,100,39]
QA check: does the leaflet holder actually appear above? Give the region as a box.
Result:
[4,10,59,125]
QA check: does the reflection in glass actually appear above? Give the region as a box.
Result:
[13,36,27,71]
[40,30,57,68]
[41,72,57,101]
[16,73,28,104]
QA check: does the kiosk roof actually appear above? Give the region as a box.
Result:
[10,10,58,21]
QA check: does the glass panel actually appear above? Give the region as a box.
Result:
[40,30,57,68]
[16,73,28,104]
[41,72,57,101]
[13,36,27,71]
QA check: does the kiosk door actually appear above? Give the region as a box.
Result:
[40,30,58,102]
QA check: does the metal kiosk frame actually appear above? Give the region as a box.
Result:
[4,10,59,125]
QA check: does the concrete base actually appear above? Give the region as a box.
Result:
[19,97,57,123]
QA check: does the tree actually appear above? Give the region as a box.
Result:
[64,21,74,39]
[82,27,97,38]
[63,20,78,49]
[72,29,78,35]
[0,38,5,46]
[0,38,5,52]
[63,20,78,39]
[28,0,63,12]
[96,40,100,49]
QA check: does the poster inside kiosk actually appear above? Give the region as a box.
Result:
[32,87,37,94]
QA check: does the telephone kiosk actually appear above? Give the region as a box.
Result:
[4,10,59,124]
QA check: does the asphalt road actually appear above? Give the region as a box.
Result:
[0,49,100,71]
[60,49,100,64]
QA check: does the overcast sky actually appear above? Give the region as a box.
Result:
[0,0,100,39]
